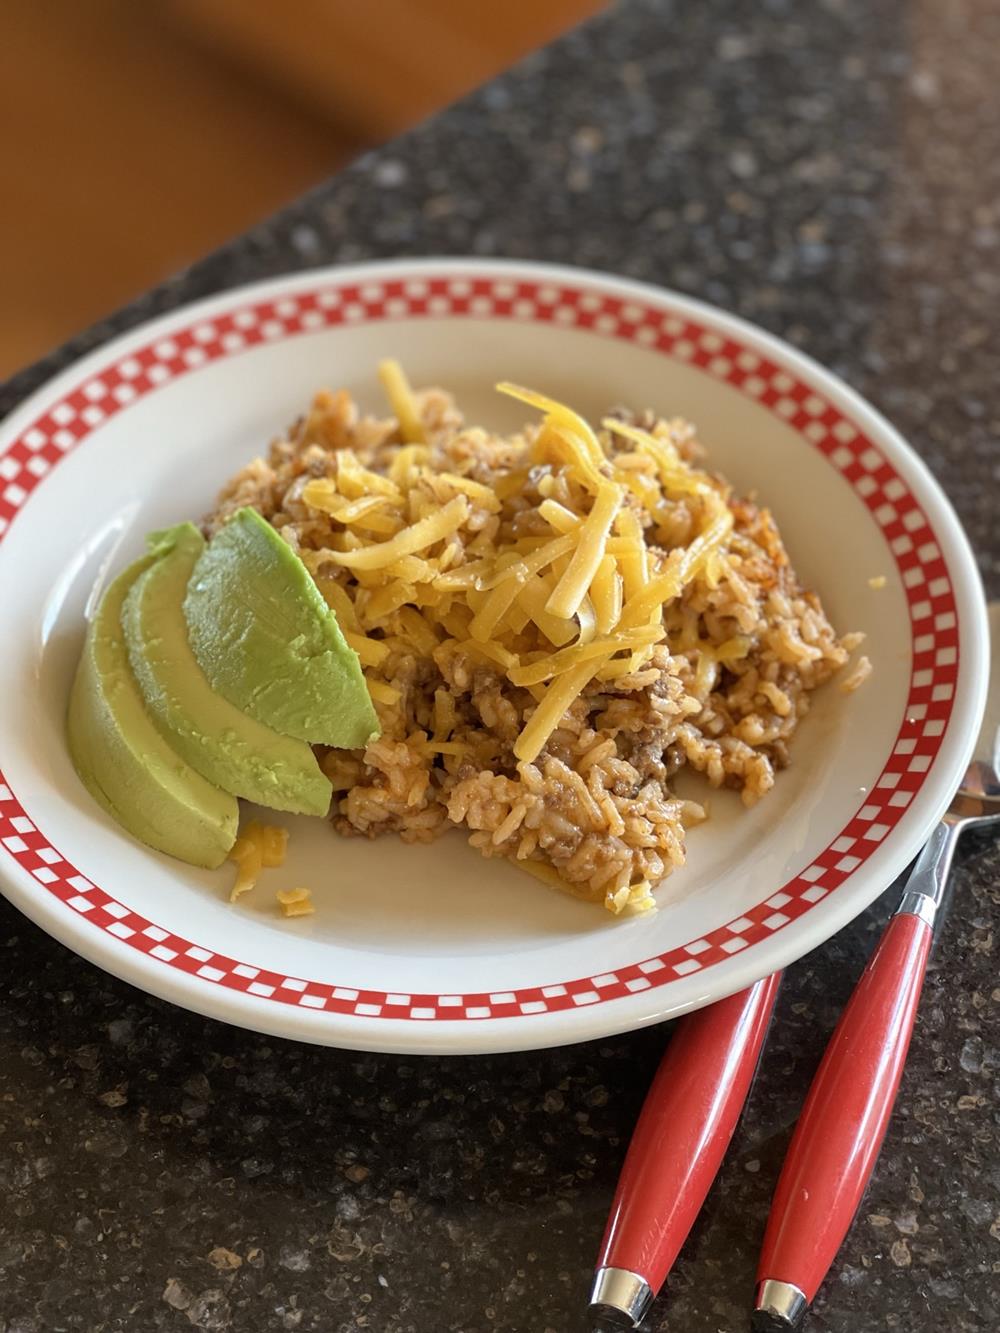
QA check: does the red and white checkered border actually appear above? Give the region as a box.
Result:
[0,273,959,1022]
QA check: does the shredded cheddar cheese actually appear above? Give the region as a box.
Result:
[228,822,289,902]
[344,630,390,667]
[367,678,402,705]
[538,498,581,534]
[518,572,577,647]
[589,554,622,636]
[328,495,469,571]
[517,859,654,915]
[604,418,711,498]
[575,593,598,646]
[302,365,738,769]
[498,383,606,488]
[276,887,315,918]
[378,358,425,443]
[335,450,402,500]
[514,658,606,763]
[508,626,664,687]
[545,481,623,619]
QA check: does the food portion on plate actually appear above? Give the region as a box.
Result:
[122,522,335,816]
[67,547,240,869]
[66,509,379,874]
[67,361,868,915]
[184,506,378,749]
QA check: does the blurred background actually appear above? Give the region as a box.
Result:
[2,0,602,376]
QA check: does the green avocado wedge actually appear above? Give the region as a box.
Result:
[67,555,238,869]
[123,524,333,817]
[184,507,379,749]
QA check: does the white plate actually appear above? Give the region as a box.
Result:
[0,260,988,1054]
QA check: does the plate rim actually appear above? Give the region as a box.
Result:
[0,256,988,1054]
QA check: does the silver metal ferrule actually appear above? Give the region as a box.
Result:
[754,1279,809,1329]
[895,887,938,927]
[588,1266,654,1328]
[891,818,959,927]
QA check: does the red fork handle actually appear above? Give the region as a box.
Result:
[756,911,933,1316]
[596,972,781,1298]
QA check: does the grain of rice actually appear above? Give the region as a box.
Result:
[840,655,873,693]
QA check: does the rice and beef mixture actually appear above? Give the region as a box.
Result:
[206,366,867,914]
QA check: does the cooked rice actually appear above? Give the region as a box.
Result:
[839,654,873,693]
[206,371,864,914]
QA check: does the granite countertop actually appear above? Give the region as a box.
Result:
[1,1,998,1329]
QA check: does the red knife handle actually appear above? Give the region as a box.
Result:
[756,911,933,1311]
[597,972,781,1294]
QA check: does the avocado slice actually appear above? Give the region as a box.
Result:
[67,554,238,869]
[184,507,379,749]
[123,524,333,817]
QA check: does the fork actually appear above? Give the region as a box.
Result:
[753,604,1000,1330]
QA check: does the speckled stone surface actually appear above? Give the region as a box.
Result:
[1,1,998,1329]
